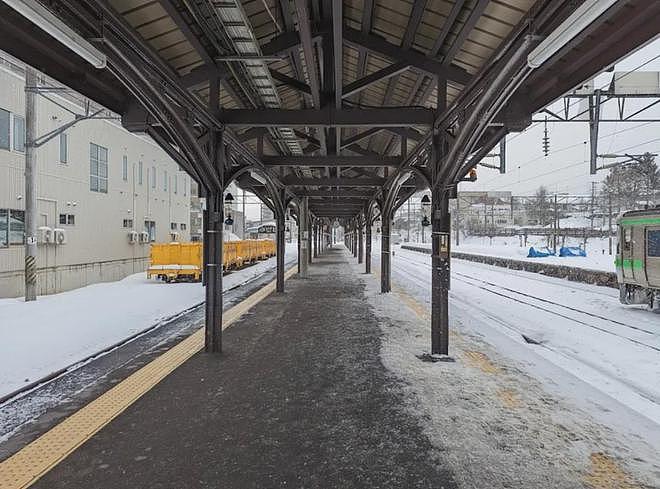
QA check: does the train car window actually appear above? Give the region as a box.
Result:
[647,230,660,257]
[623,228,632,251]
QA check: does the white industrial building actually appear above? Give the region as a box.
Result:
[0,55,191,298]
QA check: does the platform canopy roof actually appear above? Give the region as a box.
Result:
[0,0,658,219]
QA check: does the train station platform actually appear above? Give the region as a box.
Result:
[4,245,650,489]
[13,246,457,489]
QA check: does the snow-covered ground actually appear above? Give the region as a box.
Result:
[405,235,617,272]
[0,244,297,399]
[373,245,660,459]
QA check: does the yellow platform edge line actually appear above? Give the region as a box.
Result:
[0,266,298,489]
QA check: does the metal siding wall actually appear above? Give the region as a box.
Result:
[0,61,191,297]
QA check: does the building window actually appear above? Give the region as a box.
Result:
[183,176,187,196]
[164,170,168,191]
[60,214,76,226]
[13,115,25,152]
[170,222,178,230]
[0,209,7,246]
[122,155,128,181]
[151,166,156,189]
[7,209,25,245]
[123,218,133,228]
[138,161,143,185]
[59,133,67,163]
[180,223,187,231]
[174,175,178,194]
[90,142,108,193]
[0,108,9,150]
[144,220,156,242]
[648,230,660,257]
[59,213,75,226]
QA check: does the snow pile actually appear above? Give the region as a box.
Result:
[406,235,617,272]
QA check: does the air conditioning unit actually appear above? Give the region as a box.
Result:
[128,230,138,244]
[37,226,53,244]
[139,231,150,244]
[53,228,67,245]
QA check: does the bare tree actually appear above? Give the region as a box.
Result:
[602,153,660,211]
[526,186,552,226]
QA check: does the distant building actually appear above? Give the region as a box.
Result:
[189,180,244,241]
[0,55,190,298]
[457,191,521,233]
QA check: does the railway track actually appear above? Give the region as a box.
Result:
[392,251,660,353]
[384,249,660,408]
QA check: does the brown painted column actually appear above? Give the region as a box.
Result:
[299,197,309,277]
[308,216,313,264]
[381,211,391,292]
[276,212,285,292]
[358,221,364,264]
[313,222,319,258]
[431,189,451,355]
[365,220,372,274]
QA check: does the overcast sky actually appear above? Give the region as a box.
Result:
[467,37,660,197]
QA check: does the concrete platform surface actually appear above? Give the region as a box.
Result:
[32,247,457,489]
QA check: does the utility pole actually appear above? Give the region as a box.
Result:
[590,181,596,251]
[24,67,38,301]
[553,194,558,254]
[608,194,613,255]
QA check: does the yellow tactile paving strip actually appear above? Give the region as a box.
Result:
[0,266,297,489]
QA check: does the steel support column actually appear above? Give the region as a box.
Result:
[313,222,319,258]
[358,221,364,264]
[431,189,451,355]
[276,213,285,292]
[299,197,309,277]
[365,220,372,274]
[308,217,313,264]
[204,185,224,353]
[296,216,301,273]
[381,211,391,292]
[201,186,209,286]
[353,223,358,258]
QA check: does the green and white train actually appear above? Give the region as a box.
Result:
[617,209,660,308]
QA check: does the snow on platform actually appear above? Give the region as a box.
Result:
[372,245,660,466]
[0,244,297,399]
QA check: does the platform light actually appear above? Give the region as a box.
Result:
[1,0,107,69]
[527,0,618,69]
[420,194,431,227]
[224,192,234,225]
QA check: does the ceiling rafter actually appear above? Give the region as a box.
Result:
[284,176,386,186]
[270,68,312,94]
[441,0,490,65]
[430,0,467,57]
[263,156,400,167]
[342,61,410,99]
[343,27,471,85]
[223,108,435,127]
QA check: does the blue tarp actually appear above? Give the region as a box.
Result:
[559,246,587,257]
[527,246,556,258]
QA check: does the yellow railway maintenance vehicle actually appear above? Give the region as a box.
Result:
[147,240,276,282]
[616,209,660,309]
